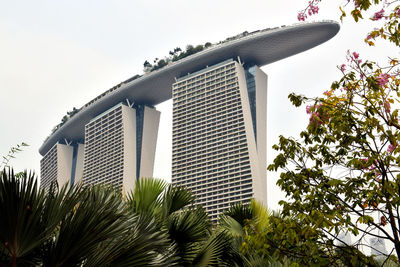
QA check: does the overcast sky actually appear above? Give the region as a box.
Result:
[1,0,397,210]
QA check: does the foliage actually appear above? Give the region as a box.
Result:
[126,177,241,266]
[267,0,400,262]
[143,43,209,73]
[142,30,254,73]
[244,212,378,266]
[0,169,173,266]
[0,142,28,179]
[51,107,79,134]
[299,0,400,47]
[219,200,296,266]
[1,168,263,266]
[0,142,28,171]
[2,166,385,265]
[220,201,384,266]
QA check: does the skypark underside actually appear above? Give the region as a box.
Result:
[39,21,340,156]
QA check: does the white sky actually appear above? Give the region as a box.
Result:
[1,0,397,211]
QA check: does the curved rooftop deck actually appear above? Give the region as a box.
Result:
[39,21,340,156]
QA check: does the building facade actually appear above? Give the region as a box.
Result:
[171,58,267,220]
[40,142,84,190]
[40,102,160,193]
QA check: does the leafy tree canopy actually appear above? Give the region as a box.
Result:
[269,0,400,262]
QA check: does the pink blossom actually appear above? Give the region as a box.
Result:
[361,158,378,171]
[309,114,322,125]
[369,165,376,171]
[309,4,319,14]
[372,9,385,21]
[347,51,362,65]
[323,90,332,96]
[377,73,390,86]
[369,159,379,171]
[297,12,307,21]
[388,144,396,153]
[307,104,327,126]
[340,64,346,72]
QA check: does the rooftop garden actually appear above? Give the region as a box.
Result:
[50,107,79,135]
[143,43,212,73]
[45,25,286,140]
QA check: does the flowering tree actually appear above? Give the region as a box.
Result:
[268,0,400,262]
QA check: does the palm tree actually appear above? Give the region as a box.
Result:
[219,199,272,239]
[0,169,172,266]
[0,169,248,266]
[0,169,81,266]
[126,177,241,266]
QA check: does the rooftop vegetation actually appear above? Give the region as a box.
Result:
[46,26,285,139]
[143,43,212,73]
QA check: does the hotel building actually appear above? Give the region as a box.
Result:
[40,103,160,193]
[39,21,339,216]
[172,59,267,219]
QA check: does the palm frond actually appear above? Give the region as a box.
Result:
[218,215,244,238]
[242,253,277,267]
[161,185,195,218]
[41,186,128,266]
[126,178,167,215]
[222,202,254,227]
[0,169,52,266]
[166,207,211,265]
[250,199,272,232]
[191,231,234,267]
[84,214,175,267]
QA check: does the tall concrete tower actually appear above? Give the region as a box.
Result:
[40,102,160,193]
[171,59,267,221]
